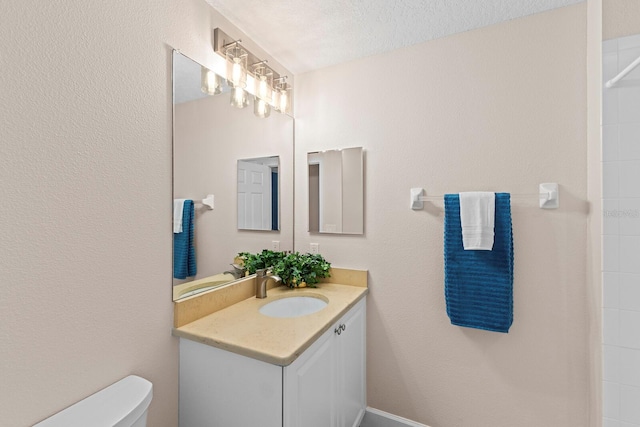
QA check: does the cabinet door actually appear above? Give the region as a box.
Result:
[180,339,282,427]
[283,326,337,427]
[336,298,367,427]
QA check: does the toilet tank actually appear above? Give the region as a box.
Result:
[34,375,153,427]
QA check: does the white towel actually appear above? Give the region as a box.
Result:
[173,199,186,233]
[459,192,495,250]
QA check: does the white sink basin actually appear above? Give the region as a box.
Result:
[259,296,328,318]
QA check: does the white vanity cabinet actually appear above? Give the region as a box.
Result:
[284,297,366,427]
[179,298,366,427]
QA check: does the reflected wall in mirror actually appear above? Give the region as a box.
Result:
[172,51,294,301]
[237,156,280,231]
[308,147,364,235]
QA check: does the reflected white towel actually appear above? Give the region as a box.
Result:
[173,199,186,233]
[459,192,495,250]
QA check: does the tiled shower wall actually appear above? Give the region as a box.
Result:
[602,33,640,427]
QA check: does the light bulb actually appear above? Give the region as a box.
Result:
[259,76,268,99]
[273,78,290,114]
[253,64,272,102]
[279,90,288,113]
[254,97,271,118]
[232,59,242,86]
[225,45,247,88]
[230,87,248,108]
[201,68,221,95]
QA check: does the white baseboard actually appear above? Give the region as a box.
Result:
[360,407,431,427]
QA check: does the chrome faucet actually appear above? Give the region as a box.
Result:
[255,268,282,298]
[224,263,246,279]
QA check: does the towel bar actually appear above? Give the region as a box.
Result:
[410,183,559,210]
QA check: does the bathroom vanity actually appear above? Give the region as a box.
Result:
[172,52,368,427]
[173,271,368,427]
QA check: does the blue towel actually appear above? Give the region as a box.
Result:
[173,199,197,279]
[444,193,513,333]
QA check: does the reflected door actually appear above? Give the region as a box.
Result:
[238,160,272,230]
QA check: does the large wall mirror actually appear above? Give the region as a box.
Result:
[308,147,364,234]
[172,51,294,300]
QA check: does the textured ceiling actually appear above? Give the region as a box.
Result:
[205,0,584,74]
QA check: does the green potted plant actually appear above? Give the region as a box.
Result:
[271,252,331,288]
[237,249,287,275]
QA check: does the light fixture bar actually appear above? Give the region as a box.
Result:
[214,28,282,84]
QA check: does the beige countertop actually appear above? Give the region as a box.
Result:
[172,282,368,366]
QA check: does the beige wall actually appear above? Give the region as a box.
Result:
[295,4,592,426]
[0,0,291,425]
[603,0,640,40]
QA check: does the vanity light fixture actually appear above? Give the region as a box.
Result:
[201,67,222,95]
[214,28,292,117]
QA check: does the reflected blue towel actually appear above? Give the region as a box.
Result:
[444,193,513,333]
[173,200,196,279]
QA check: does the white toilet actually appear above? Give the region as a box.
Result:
[34,375,153,427]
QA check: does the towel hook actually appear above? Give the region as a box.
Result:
[538,183,559,209]
[202,194,215,210]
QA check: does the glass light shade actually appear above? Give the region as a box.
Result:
[225,45,248,88]
[277,84,290,114]
[253,97,271,118]
[272,89,281,110]
[253,65,273,102]
[201,67,222,95]
[230,86,248,108]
